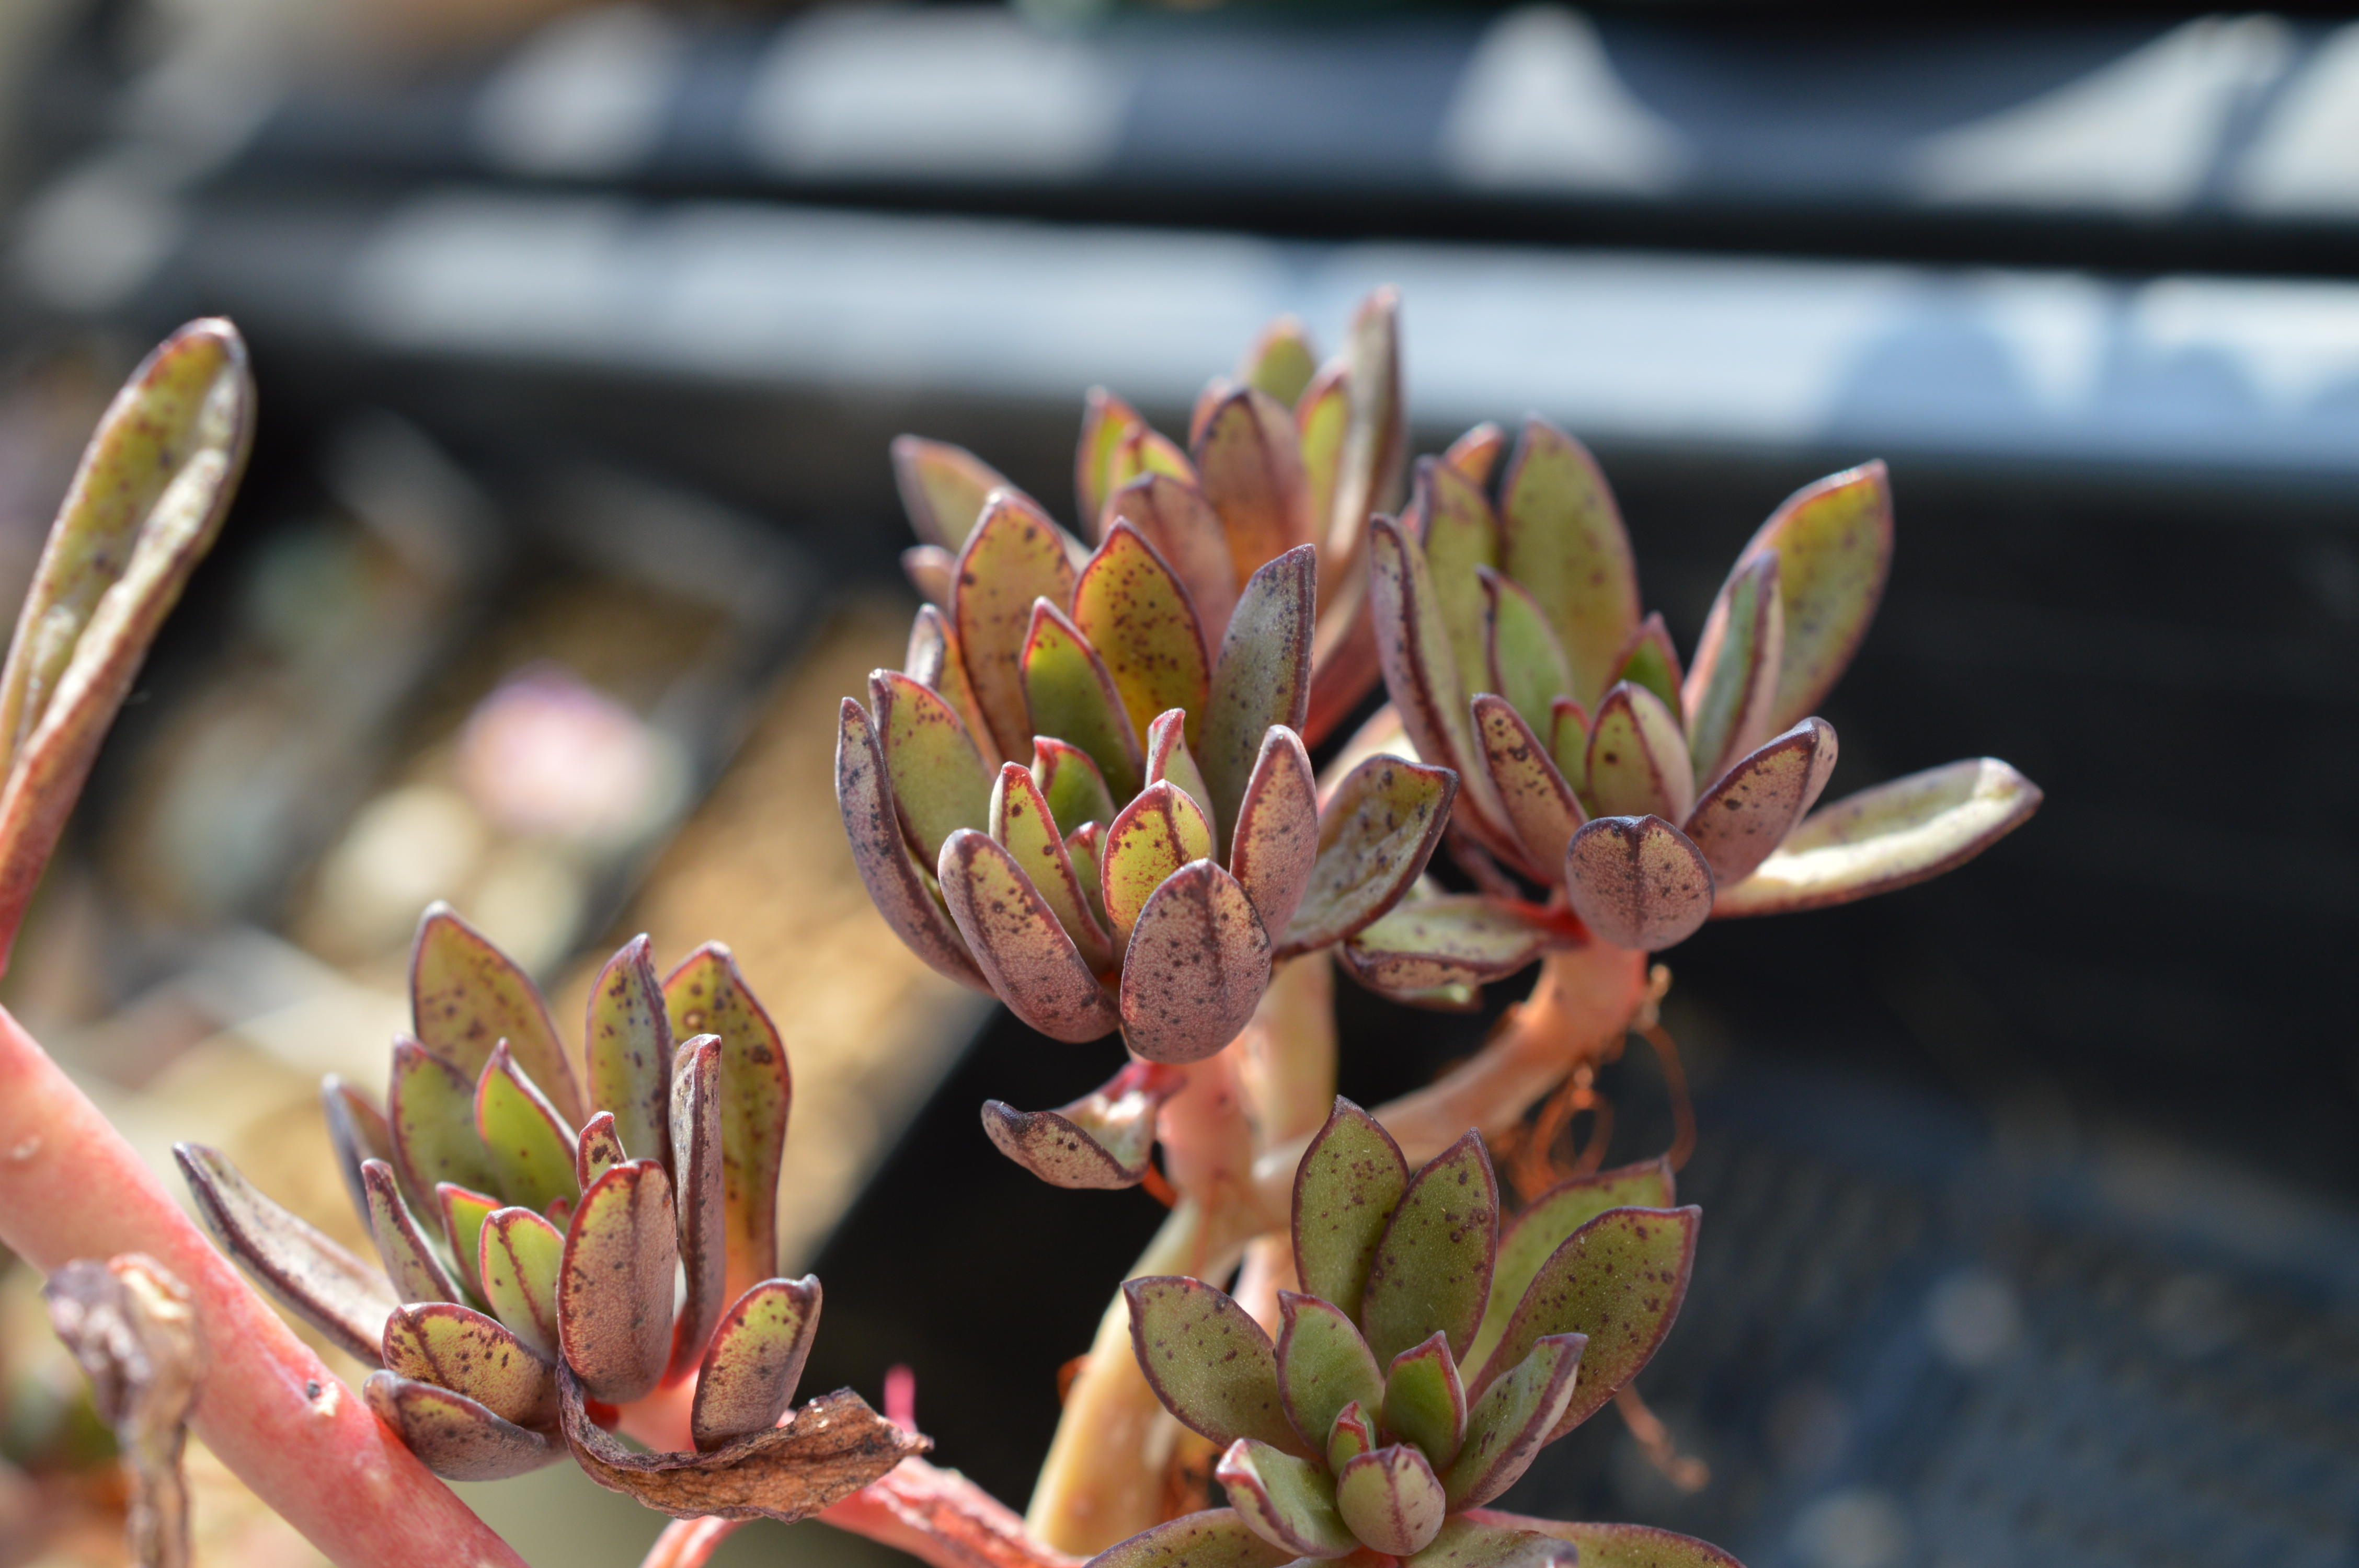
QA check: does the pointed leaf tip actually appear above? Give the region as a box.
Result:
[1280,754,1456,957]
[411,903,581,1124]
[1124,1277,1301,1455]
[1682,717,1837,885]
[176,1143,394,1366]
[1359,1131,1499,1365]
[1290,1099,1409,1322]
[1201,543,1315,837]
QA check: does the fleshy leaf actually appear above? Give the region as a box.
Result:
[1119,860,1273,1065]
[907,603,1000,770]
[1295,365,1348,563]
[953,490,1080,759]
[479,1205,565,1362]
[1274,1292,1384,1452]
[1739,460,1894,729]
[383,1300,557,1431]
[1467,1159,1676,1375]
[891,435,1015,551]
[872,668,994,860]
[1368,518,1482,802]
[1496,419,1638,710]
[1123,1277,1302,1454]
[692,1276,821,1452]
[1473,1515,1742,1568]
[1381,1332,1467,1467]
[438,1183,499,1300]
[1243,317,1319,408]
[363,1159,463,1306]
[1548,698,1589,795]
[1330,287,1408,561]
[1279,755,1456,957]
[1106,474,1242,647]
[322,1076,393,1233]
[1482,568,1575,743]
[1200,545,1315,847]
[1327,1400,1376,1471]
[1682,717,1837,885]
[1194,387,1313,586]
[667,1035,727,1380]
[1291,1099,1410,1321]
[835,698,988,991]
[1078,387,1147,530]
[1227,727,1318,937]
[1408,1517,1574,1568]
[175,1143,395,1365]
[1442,422,1507,486]
[364,1370,560,1480]
[577,1112,626,1190]
[1022,599,1144,801]
[1100,781,1215,953]
[1608,614,1685,727]
[1585,683,1696,825]
[1334,1444,1447,1557]
[980,1059,1184,1189]
[1414,458,1501,719]
[1143,709,1217,835]
[1110,426,1196,514]
[411,903,581,1124]
[1564,815,1714,952]
[1215,1440,1356,1559]
[1474,1206,1700,1439]
[1033,736,1118,838]
[583,936,673,1179]
[1094,1508,1295,1568]
[993,762,1115,968]
[559,1159,678,1404]
[1714,756,2042,916]
[1074,523,1212,748]
[1339,895,1553,995]
[1444,1333,1584,1507]
[1471,695,1583,880]
[1358,1131,1498,1364]
[387,1038,496,1218]
[476,1042,581,1216]
[1067,821,1108,931]
[901,545,955,609]
[938,828,1119,1041]
[1681,550,1782,787]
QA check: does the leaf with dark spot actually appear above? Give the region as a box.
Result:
[383,1300,557,1430]
[363,1159,463,1306]
[1290,1100,1408,1322]
[660,944,788,1305]
[1334,1444,1446,1557]
[583,936,673,1179]
[992,762,1113,969]
[980,1059,1183,1190]
[1680,551,1782,788]
[938,828,1119,1042]
[1226,727,1318,937]
[1368,518,1487,825]
[1032,737,1117,840]
[1193,387,1313,587]
[577,1112,627,1191]
[835,698,989,993]
[1446,1335,1583,1508]
[692,1276,821,1452]
[476,1042,581,1217]
[1481,568,1575,747]
[1467,1159,1674,1375]
[1381,1331,1466,1467]
[1278,755,1456,958]
[1119,861,1272,1065]
[1732,460,1893,730]
[479,1205,564,1362]
[1089,1508,1293,1568]
[1142,709,1217,837]
[1465,1513,1742,1568]
[1470,695,1583,882]
[1358,1132,1497,1364]
[365,1370,561,1480]
[1199,545,1315,841]
[1406,1515,1576,1568]
[1123,1277,1304,1455]
[1339,895,1554,996]
[1563,815,1714,952]
[388,1037,497,1220]
[1107,475,1243,648]
[1495,419,1636,710]
[1023,598,1144,801]
[410,903,580,1124]
[1073,523,1212,749]
[438,1183,499,1300]
[667,1035,727,1380]
[892,436,1018,551]
[907,603,1001,770]
[873,668,996,862]
[559,1159,678,1405]
[954,491,1080,760]
[1273,1292,1382,1454]
[1412,457,1500,723]
[175,1143,393,1365]
[1681,718,1837,886]
[1213,1439,1354,1559]
[1100,781,1213,953]
[1585,682,1694,825]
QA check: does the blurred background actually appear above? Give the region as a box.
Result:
[0,0,2354,1564]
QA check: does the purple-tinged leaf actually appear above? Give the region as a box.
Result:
[1291,1099,1410,1321]
[1074,523,1213,747]
[363,1159,463,1305]
[1737,461,1894,730]
[175,1142,394,1365]
[1409,1519,1573,1568]
[993,762,1114,969]
[1443,1334,1584,1508]
[476,1042,581,1216]
[1607,613,1686,728]
[1368,518,1481,799]
[559,1158,678,1405]
[1201,545,1315,845]
[1468,1159,1675,1375]
[1442,423,1506,487]
[667,1035,727,1381]
[692,1276,821,1452]
[1329,286,1408,564]
[1119,860,1272,1065]
[1471,695,1583,882]
[981,1058,1184,1190]
[389,1037,497,1217]
[1564,815,1713,952]
[1382,1331,1467,1467]
[1278,755,1456,958]
[411,902,581,1124]
[1100,781,1215,952]
[383,1300,557,1430]
[1681,551,1782,787]
[1094,1508,1296,1568]
[954,490,1081,759]
[1067,820,1108,930]
[902,545,955,609]
[1548,698,1589,795]
[835,698,990,993]
[1106,474,1242,648]
[1215,1440,1355,1559]
[1339,895,1554,995]
[1227,727,1318,936]
[891,435,1016,551]
[1243,317,1319,408]
[1275,1292,1384,1452]
[1496,420,1637,710]
[872,668,994,862]
[1474,1206,1699,1439]
[1295,364,1348,564]
[479,1205,564,1362]
[1033,736,1117,838]
[583,936,673,1179]
[1124,1277,1303,1454]
[1413,458,1501,721]
[1327,1400,1375,1471]
[1585,683,1696,825]
[1023,598,1146,801]
[1359,1131,1499,1364]
[1194,387,1313,586]
[323,1075,392,1233]
[907,604,1000,771]
[1469,1514,1742,1568]
[938,828,1119,1042]
[1143,708,1217,835]
[438,1182,499,1300]
[1682,718,1837,885]
[364,1370,560,1480]
[1714,756,2041,917]
[1335,1444,1447,1557]
[1481,568,1575,744]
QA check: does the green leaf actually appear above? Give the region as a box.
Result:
[980,1059,1183,1190]
[322,1076,392,1235]
[388,1037,497,1219]
[478,1205,564,1362]
[1680,551,1782,788]
[1106,474,1242,648]
[902,545,954,609]
[1100,781,1215,953]
[1278,754,1456,958]
[1074,523,1213,750]
[1193,387,1313,588]
[666,1035,727,1381]
[1413,457,1501,722]
[1368,518,1481,798]
[871,667,995,860]
[890,435,1016,551]
[1714,755,2041,917]
[1585,683,1696,825]
[1109,425,1196,514]
[1381,1332,1467,1467]
[1739,460,1894,730]
[938,827,1119,1042]
[953,491,1080,760]
[1032,736,1118,839]
[1475,1516,1742,1568]
[1143,708,1218,837]
[1607,613,1686,728]
[661,944,791,1306]
[1405,1516,1574,1568]
[1077,387,1159,531]
[363,1370,559,1481]
[1563,815,1714,952]
[1215,1440,1356,1559]
[1341,894,1553,996]
[1496,419,1637,711]
[1124,1277,1303,1454]
[582,936,673,1179]
[1467,1159,1675,1375]
[558,1159,679,1404]
[1119,860,1273,1065]
[1445,1334,1583,1508]
[1200,545,1315,848]
[1473,1205,1699,1440]
[1274,1292,1383,1453]
[1548,698,1589,795]
[835,697,989,992]
[1093,1509,1296,1568]
[906,603,1001,771]
[692,1276,821,1453]
[1295,365,1347,554]
[1242,317,1319,408]
[437,1182,499,1301]
[1334,1444,1447,1557]
[993,762,1114,968]
[1481,568,1574,743]
[1682,717,1837,886]
[1290,1100,1408,1323]
[1227,727,1318,938]
[1022,601,1144,802]
[475,1042,580,1216]
[1326,1400,1375,1471]
[1442,422,1506,487]
[1471,695,1583,883]
[1067,820,1109,933]
[411,903,581,1124]
[1330,286,1408,559]
[175,1142,396,1366]
[363,1159,463,1305]
[1359,1131,1498,1364]
[382,1300,557,1431]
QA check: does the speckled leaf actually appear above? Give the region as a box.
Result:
[1739,461,1893,729]
[1414,458,1501,719]
[1194,387,1313,587]
[1022,599,1145,801]
[559,1158,678,1404]
[583,936,673,1179]
[479,1205,564,1361]
[1563,815,1713,952]
[1243,317,1319,407]
[667,1035,726,1380]
[871,667,994,861]
[577,1120,624,1212]
[411,903,581,1124]
[1482,568,1574,743]
[1106,474,1243,648]
[902,545,955,609]
[906,603,1000,770]
[891,435,1015,551]
[1682,718,1837,885]
[364,1370,560,1480]
[1384,1331,1468,1467]
[389,1037,497,1216]
[663,946,791,1304]
[476,1043,580,1217]
[175,1143,395,1365]
[1275,1292,1384,1451]
[1111,425,1196,507]
[1368,517,1480,794]
[1078,387,1143,530]
[383,1300,557,1429]
[1279,755,1456,958]
[1200,545,1315,845]
[1097,1509,1296,1568]
[1442,422,1506,486]
[835,698,989,992]
[1033,736,1118,838]
[692,1276,821,1452]
[1474,1515,1742,1568]
[1548,698,1589,795]
[938,828,1119,1042]
[1468,1159,1675,1376]
[1444,1334,1584,1508]
[1496,420,1637,710]
[1410,1518,1575,1568]
[1680,550,1782,787]
[1290,1100,1409,1322]
[1327,1401,1376,1471]
[981,1059,1184,1189]
[1474,1206,1700,1439]
[1216,1440,1355,1558]
[1100,781,1215,952]
[322,1076,393,1233]
[1120,860,1272,1064]
[1335,1444,1447,1557]
[1330,287,1408,563]
[1296,364,1348,552]
[1143,709,1217,835]
[1471,695,1584,881]
[1608,614,1686,728]
[1067,821,1108,929]
[1585,683,1696,825]
[1714,756,2041,917]
[1339,895,1553,994]
[1125,1277,1302,1453]
[363,1159,463,1305]
[438,1183,499,1300]
[954,491,1080,759]
[1227,727,1318,937]
[993,762,1113,968]
[1359,1132,1498,1364]
[1073,523,1212,750]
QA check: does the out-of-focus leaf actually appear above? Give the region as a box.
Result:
[1110,425,1195,508]
[1100,781,1215,952]
[383,1300,557,1430]
[1737,460,1892,729]
[42,1254,202,1568]
[954,491,1080,758]
[1067,820,1109,931]
[1074,523,1213,748]
[1413,458,1501,720]
[175,1143,394,1365]
[1290,1100,1408,1321]
[1359,1132,1498,1364]
[1473,1515,1742,1568]
[363,1159,463,1305]
[1093,1509,1295,1568]
[411,903,581,1124]
[1022,598,1145,801]
[1242,317,1319,408]
[1410,1520,1575,1568]
[1548,698,1589,795]
[1467,1160,1674,1375]
[666,1035,727,1380]
[1078,387,1148,531]
[1228,726,1318,938]
[1585,683,1696,825]
[1200,545,1315,845]
[1120,860,1272,1064]
[1496,420,1637,710]
[1481,568,1574,743]
[692,1276,821,1452]
[1143,708,1217,834]
[583,936,673,1180]
[1274,1292,1383,1454]
[1680,551,1782,788]
[992,762,1114,968]
[981,1059,1183,1189]
[902,545,955,610]
[891,435,1015,551]
[1279,755,1456,957]
[479,1205,565,1362]
[476,1043,581,1216]
[1330,287,1407,562]
[1124,1277,1303,1453]
[1714,756,2041,916]
[834,698,989,992]
[1194,387,1313,586]
[1563,815,1714,952]
[1334,1444,1447,1557]
[906,603,1000,770]
[1682,717,1837,885]
[1106,473,1242,648]
[938,828,1119,1041]
[1471,696,1583,882]
[323,1075,393,1233]
[1033,736,1118,839]
[1444,1336,1583,1509]
[364,1370,560,1480]
[1327,1400,1375,1471]
[1295,364,1347,557]
[1442,422,1506,486]
[1379,1331,1465,1466]
[559,1159,678,1405]
[1216,1440,1355,1558]
[389,1037,497,1218]
[872,667,995,861]
[438,1183,499,1301]
[1607,613,1686,728]
[1339,895,1553,995]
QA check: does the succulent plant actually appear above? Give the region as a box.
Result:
[175,904,923,1518]
[1354,426,2041,997]
[1095,1099,1728,1568]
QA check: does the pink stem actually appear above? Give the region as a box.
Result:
[823,1457,1081,1568]
[0,1005,526,1567]
[641,1518,747,1568]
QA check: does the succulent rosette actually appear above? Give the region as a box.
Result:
[1354,423,2041,996]
[1094,1099,1732,1568]
[175,905,923,1517]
